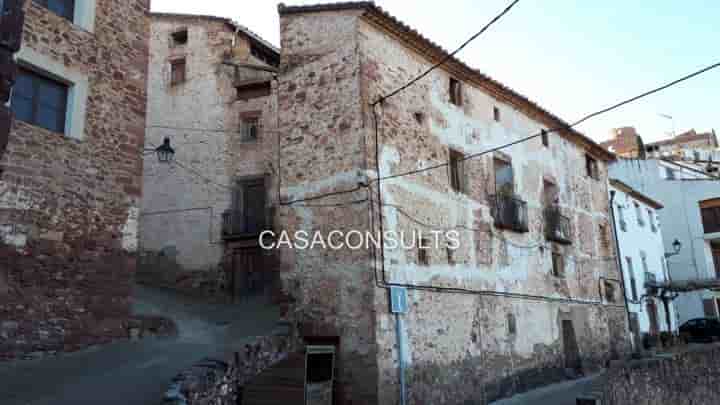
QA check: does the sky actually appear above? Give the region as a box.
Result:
[150,0,720,144]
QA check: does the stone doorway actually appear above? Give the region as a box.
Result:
[561,319,581,371]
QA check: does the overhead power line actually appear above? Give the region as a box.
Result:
[372,0,522,106]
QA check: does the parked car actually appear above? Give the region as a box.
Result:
[679,318,720,342]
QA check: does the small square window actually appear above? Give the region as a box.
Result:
[541,129,549,147]
[449,149,466,193]
[170,59,186,85]
[493,106,501,122]
[449,78,462,106]
[171,29,188,47]
[241,117,260,142]
[552,252,565,277]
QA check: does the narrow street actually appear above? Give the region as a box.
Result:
[490,374,602,405]
[0,285,280,405]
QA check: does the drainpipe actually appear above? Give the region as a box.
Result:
[609,190,636,353]
[395,314,407,405]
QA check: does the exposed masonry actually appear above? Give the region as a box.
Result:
[140,14,278,297]
[0,0,150,360]
[139,4,632,404]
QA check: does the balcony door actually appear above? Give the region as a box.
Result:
[232,178,266,235]
[713,245,720,278]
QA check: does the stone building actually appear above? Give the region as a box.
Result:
[139,3,631,403]
[273,3,629,404]
[602,126,719,161]
[0,0,150,359]
[139,13,280,298]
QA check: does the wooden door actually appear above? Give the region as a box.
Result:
[230,248,265,302]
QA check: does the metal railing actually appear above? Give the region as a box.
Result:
[544,206,572,244]
[490,194,529,233]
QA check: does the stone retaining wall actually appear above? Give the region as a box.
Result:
[603,343,720,405]
[164,334,292,405]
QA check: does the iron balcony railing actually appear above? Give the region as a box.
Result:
[545,206,572,244]
[490,194,529,233]
[222,209,268,238]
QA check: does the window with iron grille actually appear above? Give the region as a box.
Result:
[507,313,517,336]
[241,116,260,142]
[11,67,68,134]
[604,281,616,303]
[33,0,74,21]
[170,58,186,85]
[449,149,465,193]
[552,252,565,278]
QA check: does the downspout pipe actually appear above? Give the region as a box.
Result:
[609,190,636,352]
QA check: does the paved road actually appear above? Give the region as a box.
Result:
[490,374,601,405]
[0,285,280,405]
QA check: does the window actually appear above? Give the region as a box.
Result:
[648,209,657,232]
[552,252,565,277]
[543,180,559,207]
[446,246,455,266]
[170,58,186,85]
[665,167,676,180]
[700,200,720,234]
[626,257,638,301]
[33,0,74,21]
[541,129,549,147]
[585,155,599,180]
[494,158,514,196]
[449,149,466,193]
[604,281,616,303]
[617,205,627,232]
[413,112,425,124]
[227,177,266,235]
[11,68,68,134]
[241,116,260,142]
[449,78,462,106]
[493,106,501,122]
[418,238,430,266]
[171,29,188,47]
[507,313,517,336]
[634,202,644,227]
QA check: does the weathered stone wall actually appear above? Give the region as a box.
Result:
[140,15,277,296]
[604,343,720,405]
[355,15,630,404]
[0,0,149,359]
[164,334,292,405]
[276,9,379,404]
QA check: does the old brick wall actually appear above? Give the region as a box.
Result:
[604,343,720,405]
[276,9,379,404]
[0,0,150,359]
[356,14,630,404]
[140,15,277,297]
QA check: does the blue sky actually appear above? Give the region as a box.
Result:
[151,0,720,143]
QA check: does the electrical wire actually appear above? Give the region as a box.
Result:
[372,0,522,106]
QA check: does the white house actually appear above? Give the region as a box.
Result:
[610,158,720,326]
[609,179,676,339]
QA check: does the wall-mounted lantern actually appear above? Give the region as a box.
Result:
[146,137,175,163]
[665,238,682,258]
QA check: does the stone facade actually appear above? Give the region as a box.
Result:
[139,14,279,299]
[0,1,150,360]
[275,4,630,404]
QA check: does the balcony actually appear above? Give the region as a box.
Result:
[490,194,529,233]
[545,207,572,244]
[222,209,269,239]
